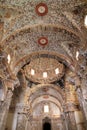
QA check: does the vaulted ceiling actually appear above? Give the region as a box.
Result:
[0,0,87,115]
[0,0,87,78]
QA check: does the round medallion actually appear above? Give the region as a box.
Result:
[35,3,48,16]
[38,37,48,46]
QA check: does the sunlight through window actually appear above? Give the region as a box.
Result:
[31,69,35,75]
[55,68,59,74]
[44,105,49,113]
[43,72,47,78]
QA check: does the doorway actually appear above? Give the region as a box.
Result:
[43,122,51,130]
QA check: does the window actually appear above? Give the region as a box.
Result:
[44,105,49,113]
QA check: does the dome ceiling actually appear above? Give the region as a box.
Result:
[24,57,65,83]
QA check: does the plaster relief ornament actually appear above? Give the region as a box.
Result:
[38,37,48,46]
[24,56,65,84]
[35,3,48,16]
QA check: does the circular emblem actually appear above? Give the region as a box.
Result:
[38,37,48,46]
[35,3,48,16]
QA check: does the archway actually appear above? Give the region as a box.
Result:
[43,122,51,130]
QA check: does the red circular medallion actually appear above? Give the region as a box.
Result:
[38,37,48,46]
[35,3,48,16]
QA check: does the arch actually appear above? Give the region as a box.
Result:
[13,51,75,75]
[32,96,62,112]
[28,84,64,102]
[27,84,65,113]
[1,24,80,75]
[2,24,81,44]
[32,100,61,119]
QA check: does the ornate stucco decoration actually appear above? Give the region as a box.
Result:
[1,24,80,75]
[0,0,87,104]
[0,0,86,82]
[0,0,86,38]
[24,57,65,84]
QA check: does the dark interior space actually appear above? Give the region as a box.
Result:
[43,122,51,130]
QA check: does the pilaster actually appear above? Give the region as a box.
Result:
[0,21,4,41]
[0,90,13,130]
[15,103,32,130]
[65,69,86,130]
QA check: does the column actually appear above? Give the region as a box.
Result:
[64,103,77,130]
[65,69,86,130]
[12,104,19,130]
[73,74,87,122]
[76,87,87,130]
[16,104,30,130]
[80,79,87,125]
[12,104,29,130]
[74,110,86,130]
[0,21,4,41]
[65,81,78,130]
[61,112,68,130]
[0,90,13,130]
[16,113,26,130]
[72,71,87,129]
[76,47,87,128]
[0,78,17,130]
